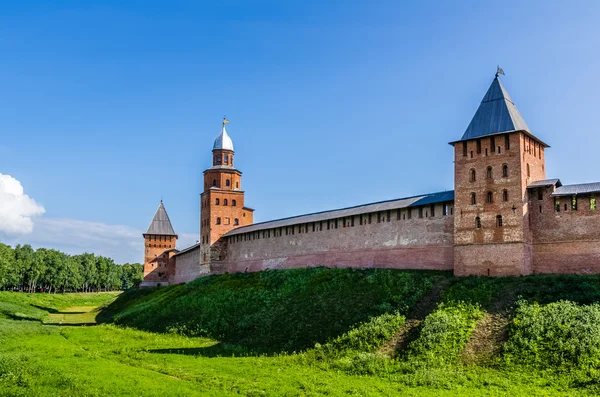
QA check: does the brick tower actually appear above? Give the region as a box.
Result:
[451,71,548,276]
[200,118,253,263]
[142,201,178,286]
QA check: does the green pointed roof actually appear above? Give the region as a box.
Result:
[144,201,177,236]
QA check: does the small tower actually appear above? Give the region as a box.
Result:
[200,118,253,264]
[142,201,178,286]
[451,71,549,276]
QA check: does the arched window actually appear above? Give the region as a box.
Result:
[487,166,493,179]
[212,179,217,187]
[224,199,228,206]
[232,199,237,207]
[496,215,503,227]
[226,179,230,187]
[487,191,494,203]
[216,198,220,205]
[224,154,229,164]
[470,169,476,182]
[503,190,508,202]
[470,192,476,205]
[502,164,508,177]
[234,218,239,225]
[216,217,221,225]
[475,216,481,228]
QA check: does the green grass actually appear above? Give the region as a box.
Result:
[3,269,600,396]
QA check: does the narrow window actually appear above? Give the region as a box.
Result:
[475,216,481,228]
[216,155,222,164]
[430,205,435,217]
[312,223,316,232]
[476,139,481,154]
[505,134,510,150]
[224,199,228,206]
[470,150,474,159]
[407,209,412,220]
[327,221,330,230]
[591,198,597,210]
[565,204,568,211]
[527,164,531,178]
[216,217,221,225]
[359,215,363,225]
[212,179,217,186]
[537,190,543,200]
[496,215,503,227]
[351,217,355,227]
[503,190,508,202]
[226,179,230,187]
[232,199,237,206]
[491,136,496,152]
[471,192,476,205]
[418,207,423,218]
[539,205,542,214]
[368,214,372,224]
[377,212,381,223]
[470,169,476,182]
[555,198,560,212]
[236,182,239,188]
[485,148,488,156]
[462,141,467,157]
[234,218,239,226]
[397,209,401,220]
[443,203,448,216]
[334,219,338,229]
[224,154,229,164]
[502,164,508,177]
[386,210,391,222]
[487,191,493,204]
[216,198,220,205]
[487,166,492,179]
[572,196,578,211]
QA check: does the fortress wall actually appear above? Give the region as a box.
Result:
[213,206,455,274]
[530,191,600,274]
[173,245,210,284]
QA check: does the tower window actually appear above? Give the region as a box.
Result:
[226,179,230,187]
[216,198,220,205]
[216,217,221,225]
[463,141,467,157]
[470,192,476,205]
[485,148,488,156]
[591,198,597,211]
[232,199,237,206]
[527,164,531,178]
[502,164,508,177]
[407,209,412,220]
[538,190,543,200]
[224,154,229,164]
[430,205,435,217]
[555,198,560,212]
[491,136,496,152]
[212,179,217,187]
[475,216,481,228]
[503,190,508,202]
[486,166,492,179]
[470,151,473,159]
[236,182,239,188]
[496,215,503,227]
[224,199,228,206]
[487,191,493,203]
[470,169,476,182]
[476,139,481,154]
[572,196,578,211]
[418,208,423,218]
[216,155,222,164]
[505,134,510,150]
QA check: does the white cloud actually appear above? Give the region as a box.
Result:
[0,173,45,234]
[1,216,199,264]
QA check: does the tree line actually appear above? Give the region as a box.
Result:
[0,243,143,293]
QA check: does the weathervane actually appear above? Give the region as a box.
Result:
[222,115,230,128]
[495,66,505,78]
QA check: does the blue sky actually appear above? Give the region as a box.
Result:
[1,1,600,263]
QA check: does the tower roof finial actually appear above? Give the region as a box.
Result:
[213,116,234,151]
[496,66,505,78]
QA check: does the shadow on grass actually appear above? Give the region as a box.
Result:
[147,342,275,358]
[42,322,97,327]
[1,312,42,322]
[30,305,60,313]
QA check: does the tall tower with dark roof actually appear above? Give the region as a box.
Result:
[200,119,253,264]
[142,201,178,285]
[451,73,549,276]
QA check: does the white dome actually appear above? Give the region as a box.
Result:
[213,125,234,151]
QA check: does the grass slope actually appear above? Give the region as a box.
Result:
[3,269,600,396]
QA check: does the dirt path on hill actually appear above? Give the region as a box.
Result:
[378,279,452,358]
[459,288,517,366]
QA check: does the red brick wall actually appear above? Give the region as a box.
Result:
[143,234,177,283]
[212,204,455,274]
[530,187,600,274]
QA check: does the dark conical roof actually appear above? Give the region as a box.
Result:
[144,201,176,236]
[461,76,529,141]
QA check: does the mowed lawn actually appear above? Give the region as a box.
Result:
[0,289,595,396]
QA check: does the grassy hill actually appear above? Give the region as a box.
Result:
[3,268,600,395]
